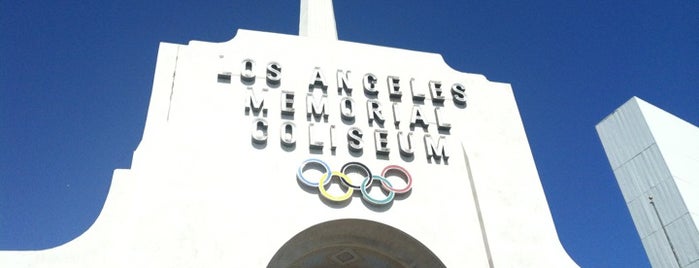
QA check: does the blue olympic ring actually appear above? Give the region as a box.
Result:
[296,158,332,187]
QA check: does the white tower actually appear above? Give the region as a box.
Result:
[597,97,699,268]
[299,0,337,40]
[0,1,577,267]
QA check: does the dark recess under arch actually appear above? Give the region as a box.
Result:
[268,218,446,267]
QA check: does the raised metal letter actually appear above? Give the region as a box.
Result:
[374,129,390,155]
[363,73,378,95]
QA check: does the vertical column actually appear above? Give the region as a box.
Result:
[299,0,338,40]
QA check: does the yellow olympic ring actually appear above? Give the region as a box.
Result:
[318,171,354,202]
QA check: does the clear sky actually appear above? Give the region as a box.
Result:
[1,1,697,267]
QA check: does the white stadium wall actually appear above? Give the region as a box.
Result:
[0,1,578,267]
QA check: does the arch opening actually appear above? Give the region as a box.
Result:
[268,218,445,267]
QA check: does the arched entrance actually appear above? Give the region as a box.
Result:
[268,219,445,267]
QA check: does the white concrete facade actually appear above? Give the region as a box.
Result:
[597,97,699,268]
[0,2,577,267]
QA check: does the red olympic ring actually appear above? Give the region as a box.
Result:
[380,165,413,194]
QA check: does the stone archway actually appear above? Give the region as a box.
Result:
[268,219,445,268]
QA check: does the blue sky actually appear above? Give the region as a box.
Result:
[1,1,697,267]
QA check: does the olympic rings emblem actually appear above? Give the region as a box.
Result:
[297,159,413,205]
